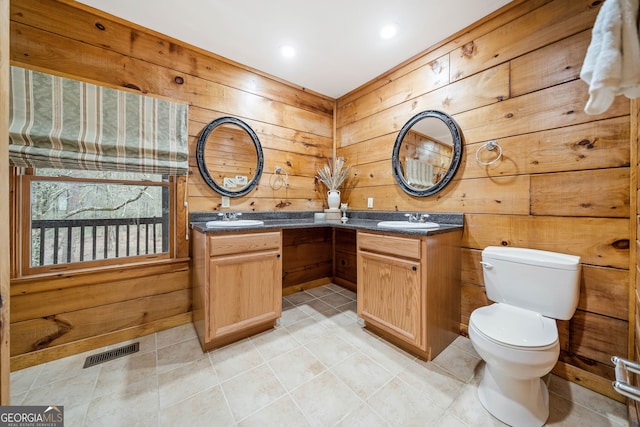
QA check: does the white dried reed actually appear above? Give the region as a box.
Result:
[317,156,351,191]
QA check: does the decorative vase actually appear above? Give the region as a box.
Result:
[327,190,340,209]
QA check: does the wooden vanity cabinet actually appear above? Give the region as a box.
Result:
[357,230,461,360]
[192,230,282,351]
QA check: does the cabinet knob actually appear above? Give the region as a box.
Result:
[276,254,281,258]
[412,266,417,271]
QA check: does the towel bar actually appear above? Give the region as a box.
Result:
[612,355,640,401]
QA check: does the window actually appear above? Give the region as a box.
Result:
[20,168,174,274]
[8,67,189,277]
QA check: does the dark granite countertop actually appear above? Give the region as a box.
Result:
[190,211,463,237]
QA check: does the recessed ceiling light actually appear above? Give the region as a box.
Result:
[280,45,296,58]
[379,24,398,40]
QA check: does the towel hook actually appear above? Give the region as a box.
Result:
[476,140,503,166]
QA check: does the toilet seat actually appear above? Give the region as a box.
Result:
[470,303,558,350]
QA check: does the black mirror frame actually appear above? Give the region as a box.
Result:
[196,116,264,198]
[391,110,463,197]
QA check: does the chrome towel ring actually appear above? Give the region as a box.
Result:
[475,140,502,166]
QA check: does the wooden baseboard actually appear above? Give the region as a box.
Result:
[282,277,333,296]
[551,360,624,403]
[282,277,357,296]
[459,323,469,336]
[332,276,356,292]
[10,312,191,371]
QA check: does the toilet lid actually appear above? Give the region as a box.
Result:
[470,303,558,348]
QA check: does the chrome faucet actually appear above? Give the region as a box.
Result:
[218,212,242,221]
[405,213,430,223]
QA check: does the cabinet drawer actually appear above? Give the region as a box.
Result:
[210,231,281,256]
[357,231,420,260]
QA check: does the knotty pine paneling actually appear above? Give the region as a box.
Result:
[332,113,633,179]
[283,264,333,291]
[579,265,628,321]
[188,107,332,159]
[567,310,628,367]
[9,260,191,370]
[282,228,333,290]
[336,0,630,398]
[461,248,483,285]
[11,8,332,179]
[334,228,357,290]
[531,168,629,218]
[460,283,489,328]
[337,64,510,146]
[10,269,190,323]
[337,54,450,127]
[9,0,333,366]
[633,94,640,416]
[455,80,628,144]
[8,0,633,403]
[336,0,548,106]
[339,135,395,170]
[449,0,599,82]
[0,0,9,404]
[10,0,334,116]
[10,288,191,356]
[510,29,592,97]
[10,23,332,139]
[462,215,628,269]
[347,175,532,214]
[9,260,190,296]
[463,117,630,179]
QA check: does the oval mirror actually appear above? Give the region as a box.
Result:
[196,116,264,197]
[392,110,463,197]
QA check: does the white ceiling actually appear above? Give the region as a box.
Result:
[77,0,512,98]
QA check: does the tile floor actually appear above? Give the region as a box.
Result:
[11,283,629,426]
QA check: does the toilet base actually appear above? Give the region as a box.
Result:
[477,363,549,427]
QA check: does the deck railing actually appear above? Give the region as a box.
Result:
[30,217,168,267]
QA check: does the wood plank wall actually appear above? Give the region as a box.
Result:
[336,0,630,400]
[7,0,634,403]
[282,228,333,293]
[8,0,333,369]
[633,98,640,420]
[0,0,11,403]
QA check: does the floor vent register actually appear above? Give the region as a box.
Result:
[83,342,140,368]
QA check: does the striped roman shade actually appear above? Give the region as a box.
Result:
[9,66,189,175]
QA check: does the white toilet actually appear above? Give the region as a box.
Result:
[469,246,581,427]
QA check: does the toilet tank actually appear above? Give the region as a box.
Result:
[481,246,581,320]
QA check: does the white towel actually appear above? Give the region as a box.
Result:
[580,0,640,115]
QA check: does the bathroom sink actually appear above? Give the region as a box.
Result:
[205,220,264,227]
[377,221,440,229]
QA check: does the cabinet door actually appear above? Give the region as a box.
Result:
[358,250,422,347]
[209,249,282,339]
